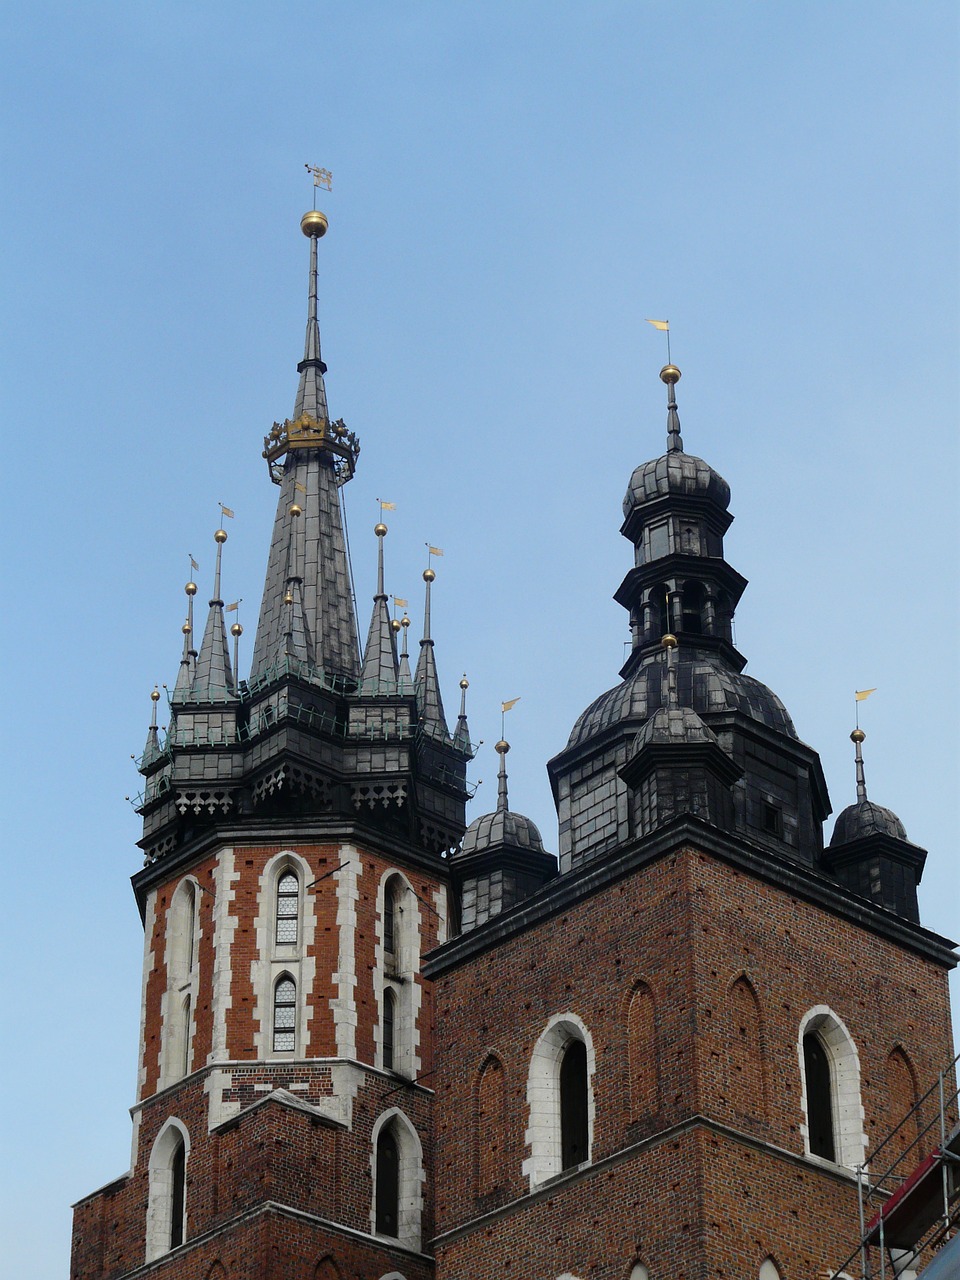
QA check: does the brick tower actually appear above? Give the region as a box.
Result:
[72,222,955,1280]
[70,207,474,1280]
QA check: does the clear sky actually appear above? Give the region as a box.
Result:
[2,4,957,1276]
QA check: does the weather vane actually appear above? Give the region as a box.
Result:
[305,163,333,209]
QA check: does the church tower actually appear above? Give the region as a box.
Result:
[71,208,474,1280]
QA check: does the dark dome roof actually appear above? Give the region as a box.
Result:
[623,452,731,517]
[567,658,797,750]
[830,800,908,846]
[634,704,719,749]
[458,807,545,859]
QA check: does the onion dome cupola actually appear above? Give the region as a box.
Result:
[454,739,556,933]
[823,730,927,922]
[548,365,831,874]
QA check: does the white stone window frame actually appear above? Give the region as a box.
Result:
[374,871,422,1079]
[797,1005,868,1171]
[369,1107,424,1252]
[523,1012,597,1190]
[160,877,200,1089]
[251,851,316,1060]
[145,1116,190,1262]
[759,1257,784,1280]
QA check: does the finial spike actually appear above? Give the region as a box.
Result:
[660,364,684,454]
[851,728,868,802]
[495,739,510,813]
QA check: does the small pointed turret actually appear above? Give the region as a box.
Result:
[294,210,330,423]
[453,675,473,755]
[193,528,235,700]
[359,523,399,696]
[141,686,162,766]
[398,614,413,694]
[172,580,198,701]
[415,568,451,742]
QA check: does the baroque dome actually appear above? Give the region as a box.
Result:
[623,451,731,517]
[830,799,908,846]
[459,807,545,858]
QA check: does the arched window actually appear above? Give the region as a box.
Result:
[887,1046,921,1166]
[313,1259,341,1280]
[477,1056,506,1197]
[560,1040,589,1169]
[629,1266,650,1280]
[803,1031,835,1160]
[180,995,193,1078]
[627,982,657,1120]
[146,1119,190,1261]
[728,976,765,1121]
[375,1124,400,1236]
[798,1007,866,1168]
[681,580,704,634]
[382,988,396,1072]
[276,871,299,945]
[759,1260,783,1280]
[273,975,297,1052]
[383,877,400,967]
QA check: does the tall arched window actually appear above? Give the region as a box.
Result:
[170,1137,186,1249]
[627,982,657,1120]
[383,877,400,968]
[560,1039,589,1170]
[276,871,299,945]
[728,976,765,1122]
[180,995,193,1078]
[382,988,396,1072]
[887,1046,921,1166]
[375,1124,400,1236]
[273,975,297,1052]
[477,1056,506,1197]
[146,1119,190,1262]
[759,1259,783,1280]
[803,1031,835,1161]
[681,580,704,634]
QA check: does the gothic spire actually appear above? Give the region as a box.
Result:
[398,613,413,694]
[453,675,472,755]
[359,522,399,696]
[415,567,451,742]
[172,580,197,701]
[193,527,235,699]
[141,686,162,766]
[249,212,360,684]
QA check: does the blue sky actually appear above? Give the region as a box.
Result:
[2,4,957,1275]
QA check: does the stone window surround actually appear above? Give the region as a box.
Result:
[523,1012,597,1190]
[797,1004,868,1171]
[374,870,422,1079]
[251,850,316,1060]
[159,877,200,1090]
[369,1106,424,1251]
[145,1116,190,1262]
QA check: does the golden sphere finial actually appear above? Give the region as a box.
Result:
[390,618,402,632]
[182,621,192,635]
[151,686,161,702]
[460,676,469,690]
[289,503,303,517]
[495,739,510,755]
[283,591,294,606]
[230,622,243,638]
[661,632,678,649]
[185,581,198,597]
[215,528,227,544]
[401,614,411,629]
[423,567,436,583]
[375,522,388,537]
[300,209,328,238]
[660,364,681,385]
[851,728,866,744]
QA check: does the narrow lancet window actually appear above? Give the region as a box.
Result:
[383,988,396,1071]
[560,1039,589,1169]
[273,975,297,1052]
[169,1136,186,1249]
[803,1032,836,1161]
[276,871,299,945]
[375,1124,400,1236]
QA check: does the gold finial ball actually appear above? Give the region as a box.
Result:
[182,621,192,635]
[230,622,243,638]
[661,632,678,649]
[215,528,227,544]
[283,591,294,606]
[660,364,681,385]
[151,687,161,702]
[495,739,510,755]
[401,614,410,628]
[460,676,469,690]
[851,728,866,744]
[300,209,328,238]
[375,522,388,537]
[290,503,303,517]
[390,618,402,633]
[423,568,436,583]
[185,581,198,596]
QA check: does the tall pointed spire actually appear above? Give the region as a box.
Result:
[398,614,413,694]
[294,212,330,423]
[141,686,162,765]
[662,364,684,453]
[453,675,473,755]
[359,523,399,696]
[250,211,360,684]
[193,528,235,699]
[415,568,451,742]
[173,580,197,701]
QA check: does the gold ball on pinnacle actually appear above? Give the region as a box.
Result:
[151,687,161,702]
[851,728,866,744]
[661,632,678,649]
[495,739,510,754]
[390,618,402,632]
[460,676,469,690]
[283,592,294,606]
[185,582,198,596]
[182,622,192,635]
[375,522,388,537]
[290,503,303,517]
[660,364,681,385]
[423,568,436,583]
[230,623,243,638]
[215,528,228,544]
[401,615,410,628]
[300,209,329,238]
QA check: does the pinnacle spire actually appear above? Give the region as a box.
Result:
[415,568,451,742]
[193,529,235,699]
[661,364,684,453]
[359,523,399,696]
[398,614,413,694]
[495,739,510,812]
[851,729,868,803]
[141,686,162,765]
[453,675,473,755]
[172,580,198,701]
[294,218,330,423]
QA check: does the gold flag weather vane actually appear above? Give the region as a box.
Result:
[305,164,333,190]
